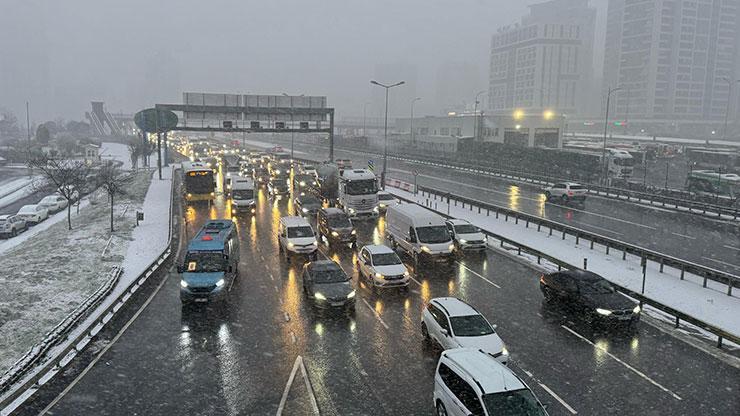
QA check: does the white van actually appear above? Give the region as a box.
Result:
[230,177,256,214]
[278,216,318,260]
[385,203,454,263]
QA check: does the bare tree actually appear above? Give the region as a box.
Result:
[28,155,91,230]
[96,162,127,232]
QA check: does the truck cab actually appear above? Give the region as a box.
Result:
[230,177,256,214]
[338,169,379,219]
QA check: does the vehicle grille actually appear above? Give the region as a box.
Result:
[190,285,216,293]
[385,275,405,281]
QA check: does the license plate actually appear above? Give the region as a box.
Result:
[194,298,208,303]
[617,315,631,320]
[331,301,344,306]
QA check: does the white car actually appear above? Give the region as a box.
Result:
[38,194,68,213]
[277,216,318,260]
[445,219,487,252]
[356,244,410,289]
[434,348,549,416]
[422,297,508,365]
[16,204,49,225]
[0,214,27,238]
[376,190,398,211]
[301,164,318,177]
[544,182,587,203]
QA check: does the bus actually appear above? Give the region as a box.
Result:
[183,161,216,202]
[686,170,740,202]
[686,149,740,174]
[563,148,635,181]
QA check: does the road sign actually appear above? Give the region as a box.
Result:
[134,108,178,133]
[368,159,375,171]
[412,170,418,176]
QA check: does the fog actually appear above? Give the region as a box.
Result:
[0,0,607,122]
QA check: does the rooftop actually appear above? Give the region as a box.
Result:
[443,348,525,394]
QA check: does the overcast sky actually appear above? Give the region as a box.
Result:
[0,0,606,123]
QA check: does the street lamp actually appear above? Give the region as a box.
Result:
[410,97,421,145]
[602,86,622,185]
[720,78,740,141]
[370,80,405,189]
[473,90,486,141]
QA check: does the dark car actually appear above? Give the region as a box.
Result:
[294,194,322,216]
[253,167,270,186]
[268,179,290,197]
[539,270,640,327]
[301,260,356,310]
[293,174,318,195]
[317,208,356,246]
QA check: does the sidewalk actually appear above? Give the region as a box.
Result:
[387,184,740,339]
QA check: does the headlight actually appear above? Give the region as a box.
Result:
[302,208,308,213]
[448,244,455,251]
[210,192,215,196]
[633,305,641,314]
[501,346,509,356]
[421,246,431,253]
[459,239,467,244]
[596,308,612,316]
[331,231,339,237]
[351,230,357,235]
[227,172,231,177]
[288,242,294,248]
[299,181,306,186]
[375,273,384,279]
[379,203,386,208]
[404,270,410,276]
[349,208,355,213]
[347,290,356,299]
[187,193,192,198]
[216,279,225,287]
[373,206,379,212]
[315,292,326,300]
[180,280,188,288]
[275,170,281,175]
[311,241,318,246]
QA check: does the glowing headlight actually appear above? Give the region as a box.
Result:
[351,230,357,235]
[349,208,356,213]
[459,239,467,244]
[379,203,386,208]
[347,290,356,299]
[421,246,431,253]
[375,273,384,279]
[187,193,192,198]
[210,192,215,196]
[275,170,281,175]
[448,244,455,251]
[302,208,308,213]
[216,279,225,287]
[596,308,612,316]
[299,181,306,186]
[227,172,231,177]
[501,346,509,355]
[633,305,641,314]
[288,242,294,248]
[331,231,339,237]
[404,270,410,276]
[180,280,188,288]
[373,206,379,212]
[315,292,326,300]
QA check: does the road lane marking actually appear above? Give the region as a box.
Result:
[455,261,501,288]
[723,245,740,252]
[561,325,682,400]
[284,312,291,322]
[701,256,740,270]
[408,275,422,286]
[671,232,696,240]
[538,382,577,414]
[361,298,389,329]
[276,355,320,416]
[290,331,297,344]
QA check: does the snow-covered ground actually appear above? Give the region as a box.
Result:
[0,177,42,210]
[387,183,740,339]
[100,142,132,171]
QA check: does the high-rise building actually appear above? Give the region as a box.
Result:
[488,0,596,116]
[603,0,740,124]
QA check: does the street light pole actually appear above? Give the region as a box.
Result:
[410,97,421,146]
[473,90,485,141]
[602,86,622,185]
[721,78,740,141]
[371,80,405,190]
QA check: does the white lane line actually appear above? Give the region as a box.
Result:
[455,261,501,288]
[283,312,291,322]
[276,355,320,416]
[723,244,740,252]
[361,298,390,330]
[408,275,422,286]
[701,256,740,270]
[538,382,578,414]
[671,232,696,240]
[290,331,297,344]
[571,220,623,236]
[561,325,682,400]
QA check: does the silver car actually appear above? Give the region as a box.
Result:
[0,214,27,238]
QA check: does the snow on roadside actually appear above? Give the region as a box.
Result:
[0,178,42,210]
[100,142,132,171]
[0,177,33,199]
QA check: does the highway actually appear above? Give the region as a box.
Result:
[23,160,740,415]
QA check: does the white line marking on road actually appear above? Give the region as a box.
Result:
[701,256,740,270]
[276,355,320,416]
[408,275,422,286]
[538,382,578,414]
[361,298,389,329]
[671,232,696,240]
[269,273,275,281]
[284,312,290,322]
[455,261,501,288]
[290,331,297,344]
[274,285,280,292]
[561,325,682,400]
[723,244,740,252]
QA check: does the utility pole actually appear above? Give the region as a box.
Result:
[371,80,405,190]
[410,97,421,146]
[602,86,622,185]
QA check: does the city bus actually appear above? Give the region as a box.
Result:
[686,170,740,202]
[183,161,216,202]
[686,149,740,174]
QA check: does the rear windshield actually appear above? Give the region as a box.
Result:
[569,185,585,190]
[482,389,547,416]
[287,226,314,238]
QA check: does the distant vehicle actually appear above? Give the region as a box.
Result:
[544,182,587,203]
[539,269,640,327]
[686,148,739,174]
[301,164,318,177]
[301,260,356,311]
[356,244,410,289]
[685,170,740,202]
[38,194,68,213]
[278,216,318,260]
[563,147,635,180]
[16,204,49,225]
[252,167,270,186]
[385,203,455,264]
[316,208,356,247]
[422,297,508,364]
[183,162,216,202]
[0,214,27,238]
[434,348,549,416]
[293,174,318,195]
[268,178,290,197]
[230,177,256,214]
[177,220,240,304]
[376,190,398,212]
[294,194,322,216]
[445,219,487,252]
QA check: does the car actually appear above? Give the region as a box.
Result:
[293,174,318,195]
[252,167,270,186]
[376,190,398,212]
[445,219,487,252]
[316,208,356,247]
[16,204,49,225]
[422,297,509,365]
[0,214,27,238]
[434,348,549,416]
[294,194,322,216]
[356,244,410,289]
[278,216,318,259]
[301,260,356,310]
[301,164,318,177]
[38,194,69,213]
[544,182,587,203]
[268,179,290,197]
[539,269,641,327]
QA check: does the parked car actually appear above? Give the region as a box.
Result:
[422,297,508,365]
[376,190,398,212]
[434,348,549,416]
[294,194,322,216]
[445,219,487,252]
[0,214,27,238]
[16,204,49,225]
[301,260,356,311]
[544,182,587,203]
[356,244,410,289]
[38,194,68,213]
[539,269,640,327]
[316,208,356,247]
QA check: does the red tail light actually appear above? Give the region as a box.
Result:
[567,191,574,196]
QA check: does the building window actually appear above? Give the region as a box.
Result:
[440,127,450,135]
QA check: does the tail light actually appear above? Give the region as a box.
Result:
[567,191,574,196]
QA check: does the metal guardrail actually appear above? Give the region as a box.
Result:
[389,187,740,348]
[0,168,177,412]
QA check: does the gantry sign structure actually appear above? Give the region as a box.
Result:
[155,92,336,161]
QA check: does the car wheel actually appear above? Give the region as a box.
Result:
[436,401,448,416]
[11,229,17,237]
[421,322,430,341]
[561,194,569,203]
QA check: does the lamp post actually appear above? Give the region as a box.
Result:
[721,78,740,141]
[370,80,405,190]
[410,97,421,146]
[602,86,622,185]
[473,90,486,141]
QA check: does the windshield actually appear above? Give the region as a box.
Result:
[482,389,547,416]
[378,193,395,201]
[184,252,226,273]
[580,278,616,294]
[313,268,349,284]
[232,190,254,200]
[346,179,378,195]
[372,253,402,266]
[614,157,635,166]
[327,215,352,228]
[454,224,478,234]
[287,226,314,238]
[272,182,288,190]
[416,226,451,244]
[450,315,494,337]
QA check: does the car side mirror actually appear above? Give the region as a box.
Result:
[177,265,184,273]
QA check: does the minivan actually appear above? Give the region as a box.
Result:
[230,177,256,214]
[385,203,454,263]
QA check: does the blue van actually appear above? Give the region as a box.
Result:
[178,220,240,303]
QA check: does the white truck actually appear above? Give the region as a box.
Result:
[385,203,455,264]
[230,176,256,214]
[316,164,379,219]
